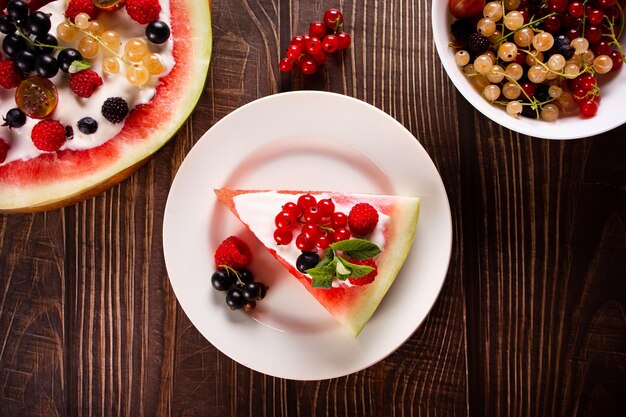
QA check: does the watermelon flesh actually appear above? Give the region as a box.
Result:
[0,0,212,212]
[215,189,421,336]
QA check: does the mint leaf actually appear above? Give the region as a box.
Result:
[306,258,337,289]
[337,257,374,279]
[335,258,351,280]
[330,238,381,260]
[315,248,335,268]
[68,60,91,73]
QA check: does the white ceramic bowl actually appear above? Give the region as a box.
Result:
[432,0,626,140]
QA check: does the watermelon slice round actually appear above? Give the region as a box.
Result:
[215,189,421,337]
[0,0,212,213]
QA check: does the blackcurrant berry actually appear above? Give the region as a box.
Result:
[3,33,27,57]
[225,288,246,310]
[236,269,254,288]
[2,108,26,129]
[0,15,14,35]
[15,49,36,73]
[26,11,51,37]
[146,20,171,44]
[77,117,98,134]
[211,269,234,291]
[7,0,29,21]
[296,251,320,273]
[65,125,74,140]
[57,48,83,73]
[35,54,59,78]
[34,33,58,55]
[242,282,267,301]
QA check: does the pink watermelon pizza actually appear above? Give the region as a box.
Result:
[0,0,212,212]
[215,188,421,336]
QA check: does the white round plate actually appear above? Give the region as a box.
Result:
[163,91,452,380]
[432,0,626,140]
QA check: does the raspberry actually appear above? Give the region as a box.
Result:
[64,0,100,22]
[125,0,162,24]
[0,139,9,163]
[0,59,23,89]
[101,97,129,123]
[70,70,103,98]
[468,32,491,56]
[214,236,252,269]
[31,120,66,152]
[348,258,378,286]
[348,203,379,236]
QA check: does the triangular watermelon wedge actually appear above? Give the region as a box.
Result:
[215,189,420,336]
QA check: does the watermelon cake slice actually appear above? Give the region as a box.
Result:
[215,189,420,336]
[0,0,212,212]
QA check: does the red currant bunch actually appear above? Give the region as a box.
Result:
[279,8,352,75]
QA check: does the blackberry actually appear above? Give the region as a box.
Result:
[468,32,491,56]
[451,19,474,43]
[2,108,26,129]
[101,97,129,123]
[535,84,550,102]
[77,117,98,134]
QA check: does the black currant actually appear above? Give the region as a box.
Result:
[34,33,58,55]
[25,11,51,37]
[35,54,59,78]
[2,108,26,129]
[7,0,29,21]
[77,117,98,134]
[0,15,14,35]
[57,48,83,73]
[146,20,171,44]
[65,125,74,140]
[15,49,36,73]
[242,282,267,301]
[211,269,234,291]
[225,288,246,310]
[296,251,320,273]
[3,33,27,57]
[235,269,254,288]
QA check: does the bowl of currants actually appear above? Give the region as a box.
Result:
[433,0,626,139]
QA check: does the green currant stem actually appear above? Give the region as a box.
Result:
[518,48,591,79]
[493,12,558,45]
[15,24,67,51]
[67,19,132,66]
[604,15,625,58]
[220,265,245,286]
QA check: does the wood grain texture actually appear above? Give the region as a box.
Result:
[1,0,625,416]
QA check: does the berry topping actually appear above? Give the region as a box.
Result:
[126,0,162,24]
[214,236,252,270]
[347,258,378,286]
[70,69,103,98]
[146,20,171,44]
[65,0,100,22]
[2,108,26,129]
[211,268,235,291]
[295,232,316,251]
[348,203,379,236]
[0,139,9,164]
[296,251,320,273]
[15,76,58,119]
[0,59,23,89]
[31,119,66,152]
[78,117,98,134]
[101,97,129,123]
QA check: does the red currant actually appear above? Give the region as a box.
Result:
[306,37,322,55]
[301,59,317,75]
[588,9,604,25]
[286,44,303,60]
[302,206,322,224]
[518,8,529,23]
[296,233,316,251]
[548,0,568,13]
[275,210,298,231]
[323,8,344,30]
[520,82,536,98]
[291,35,305,48]
[337,32,351,50]
[274,229,293,245]
[297,194,317,210]
[279,58,293,73]
[282,201,302,217]
[316,235,331,250]
[543,15,560,33]
[568,1,584,17]
[331,212,348,228]
[579,99,599,117]
[585,26,602,44]
[593,41,612,56]
[596,0,617,8]
[312,51,327,64]
[580,74,597,92]
[302,224,322,242]
[566,27,581,40]
[322,34,339,53]
[317,198,335,217]
[309,21,327,39]
[332,227,351,242]
[609,49,623,71]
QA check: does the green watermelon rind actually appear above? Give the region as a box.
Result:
[0,0,212,212]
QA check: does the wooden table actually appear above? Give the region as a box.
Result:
[2,0,626,416]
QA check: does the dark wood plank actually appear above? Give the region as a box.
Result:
[0,212,66,417]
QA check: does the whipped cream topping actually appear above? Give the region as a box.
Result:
[232,191,389,288]
[0,0,174,165]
